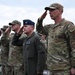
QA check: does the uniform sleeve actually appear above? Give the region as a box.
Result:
[36,18,48,36]
[12,33,23,46]
[65,22,75,67]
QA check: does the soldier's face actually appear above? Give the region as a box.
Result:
[11,24,19,32]
[23,25,34,35]
[49,9,61,20]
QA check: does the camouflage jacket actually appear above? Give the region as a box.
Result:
[1,32,26,66]
[1,33,10,66]
[36,18,75,70]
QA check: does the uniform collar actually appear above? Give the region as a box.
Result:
[52,18,65,28]
[26,32,35,39]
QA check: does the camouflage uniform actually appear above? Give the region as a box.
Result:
[0,26,11,75]
[1,32,26,75]
[36,18,75,75]
[1,32,11,75]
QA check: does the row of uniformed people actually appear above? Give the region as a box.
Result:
[0,19,46,75]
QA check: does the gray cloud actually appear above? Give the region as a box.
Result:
[0,4,75,29]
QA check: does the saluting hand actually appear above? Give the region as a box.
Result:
[39,10,47,20]
[17,26,24,34]
[5,26,11,34]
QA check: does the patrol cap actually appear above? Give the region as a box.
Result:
[9,20,21,26]
[1,25,9,31]
[45,3,63,12]
[23,19,35,26]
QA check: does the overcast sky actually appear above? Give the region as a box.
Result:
[0,0,75,28]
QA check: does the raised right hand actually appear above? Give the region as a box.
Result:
[17,26,24,34]
[39,10,47,20]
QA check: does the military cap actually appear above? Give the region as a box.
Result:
[1,25,9,31]
[9,20,21,25]
[23,19,35,26]
[45,3,63,12]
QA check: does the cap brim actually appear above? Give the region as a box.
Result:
[45,7,56,10]
[45,7,50,10]
[9,23,13,25]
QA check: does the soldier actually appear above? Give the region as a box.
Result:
[0,25,11,75]
[1,20,26,75]
[12,19,46,75]
[36,3,75,75]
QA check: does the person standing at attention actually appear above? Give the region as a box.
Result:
[1,20,25,75]
[12,19,46,75]
[36,3,75,75]
[1,25,11,75]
